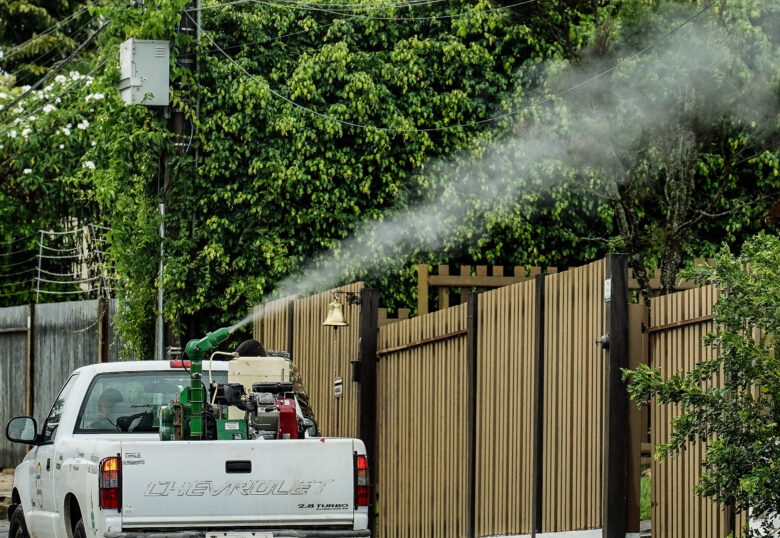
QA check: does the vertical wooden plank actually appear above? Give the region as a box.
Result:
[438,265,450,310]
[627,303,649,532]
[460,265,471,305]
[532,274,545,535]
[418,264,429,316]
[467,293,478,538]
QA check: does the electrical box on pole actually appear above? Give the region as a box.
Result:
[118,39,170,106]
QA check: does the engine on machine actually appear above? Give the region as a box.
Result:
[158,327,311,441]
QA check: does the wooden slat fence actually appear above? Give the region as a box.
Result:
[0,305,30,468]
[543,258,606,532]
[0,299,123,468]
[253,297,293,352]
[376,304,470,538]
[252,284,363,438]
[417,264,555,315]
[474,279,537,536]
[649,285,748,537]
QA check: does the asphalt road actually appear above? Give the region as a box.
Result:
[0,518,8,537]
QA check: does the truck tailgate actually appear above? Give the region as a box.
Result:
[119,439,357,529]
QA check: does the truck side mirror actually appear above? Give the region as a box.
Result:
[6,417,41,445]
[302,417,318,438]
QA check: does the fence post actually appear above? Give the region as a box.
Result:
[532,273,546,536]
[97,297,110,363]
[603,254,629,538]
[417,264,429,316]
[357,288,378,533]
[466,292,478,538]
[26,303,35,418]
[287,299,295,358]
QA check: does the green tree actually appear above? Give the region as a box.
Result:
[624,233,780,537]
[0,0,93,85]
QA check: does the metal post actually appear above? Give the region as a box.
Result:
[35,230,44,303]
[156,202,165,361]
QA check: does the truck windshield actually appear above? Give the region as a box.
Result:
[75,371,227,433]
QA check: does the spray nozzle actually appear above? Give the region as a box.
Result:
[185,326,232,361]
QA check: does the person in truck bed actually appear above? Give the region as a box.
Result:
[235,338,316,423]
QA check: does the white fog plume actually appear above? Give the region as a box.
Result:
[230,3,778,331]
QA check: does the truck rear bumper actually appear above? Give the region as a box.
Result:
[105,530,371,538]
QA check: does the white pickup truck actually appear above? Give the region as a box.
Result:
[4,360,370,538]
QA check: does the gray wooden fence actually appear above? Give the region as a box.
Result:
[0,298,123,468]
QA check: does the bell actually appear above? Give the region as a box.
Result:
[322,299,349,328]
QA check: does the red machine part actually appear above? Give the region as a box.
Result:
[276,398,298,439]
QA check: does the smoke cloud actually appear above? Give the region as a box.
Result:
[231,2,779,330]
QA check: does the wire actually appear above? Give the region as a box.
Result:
[0,59,109,137]
[201,21,340,54]
[40,228,85,236]
[35,275,101,285]
[0,258,38,270]
[1,7,90,62]
[38,267,89,278]
[0,279,34,288]
[196,0,538,20]
[0,234,36,246]
[37,253,84,260]
[194,0,444,11]
[36,289,95,295]
[0,20,111,118]
[0,246,36,257]
[191,0,719,132]
[10,17,98,81]
[0,267,36,278]
[0,289,35,299]
[39,243,82,254]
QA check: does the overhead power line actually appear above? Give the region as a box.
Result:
[0,20,111,118]
[190,0,719,132]
[194,0,445,11]
[194,0,539,19]
[10,17,99,83]
[1,6,90,62]
[0,59,108,137]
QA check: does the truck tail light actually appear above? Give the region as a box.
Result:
[169,360,191,368]
[99,456,121,510]
[354,454,370,508]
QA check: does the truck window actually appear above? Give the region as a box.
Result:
[75,371,227,433]
[42,373,80,443]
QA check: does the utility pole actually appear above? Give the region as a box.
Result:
[156,0,199,359]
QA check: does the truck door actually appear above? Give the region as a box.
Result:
[26,374,79,537]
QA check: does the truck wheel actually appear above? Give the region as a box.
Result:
[73,518,87,538]
[9,507,30,538]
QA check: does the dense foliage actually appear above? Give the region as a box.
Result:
[0,0,777,356]
[625,234,780,536]
[0,0,93,86]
